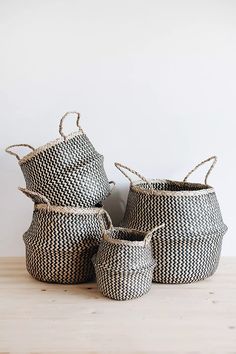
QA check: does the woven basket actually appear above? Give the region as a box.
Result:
[115,157,228,284]
[19,187,112,284]
[93,225,163,300]
[6,112,113,207]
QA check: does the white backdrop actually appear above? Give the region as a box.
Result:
[0,0,235,256]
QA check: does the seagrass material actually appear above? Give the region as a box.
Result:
[19,187,112,284]
[93,225,163,300]
[6,112,113,207]
[115,157,228,284]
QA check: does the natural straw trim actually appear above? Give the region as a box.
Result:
[103,227,147,246]
[59,111,80,140]
[131,179,215,197]
[35,204,109,215]
[183,156,217,185]
[103,224,164,246]
[115,157,217,197]
[5,144,35,161]
[19,187,110,216]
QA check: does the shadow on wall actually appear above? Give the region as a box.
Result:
[103,185,128,226]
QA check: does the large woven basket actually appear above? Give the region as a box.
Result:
[115,157,228,284]
[19,187,112,284]
[6,112,113,207]
[93,225,163,300]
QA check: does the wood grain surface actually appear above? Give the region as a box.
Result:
[0,257,235,354]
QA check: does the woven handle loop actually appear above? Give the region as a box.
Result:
[108,181,116,196]
[98,209,113,234]
[115,162,153,192]
[145,224,165,244]
[59,111,81,140]
[5,144,35,161]
[183,156,217,185]
[18,187,51,206]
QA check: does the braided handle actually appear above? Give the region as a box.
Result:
[145,224,165,244]
[98,209,113,235]
[59,111,81,140]
[18,187,51,206]
[183,156,217,185]
[108,181,116,196]
[5,144,35,161]
[115,162,153,191]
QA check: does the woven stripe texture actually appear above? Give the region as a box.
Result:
[116,159,228,284]
[93,228,156,300]
[23,205,110,284]
[6,112,111,207]
[6,114,228,296]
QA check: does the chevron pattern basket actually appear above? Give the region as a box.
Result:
[20,187,112,284]
[6,112,112,207]
[93,225,162,300]
[115,157,228,284]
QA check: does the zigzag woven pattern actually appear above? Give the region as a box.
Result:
[93,228,156,300]
[23,206,110,284]
[152,233,223,283]
[121,180,227,283]
[19,133,110,207]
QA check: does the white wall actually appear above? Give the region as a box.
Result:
[0,0,235,256]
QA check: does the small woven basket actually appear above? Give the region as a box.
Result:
[20,187,112,284]
[93,225,163,300]
[6,112,114,207]
[115,157,227,284]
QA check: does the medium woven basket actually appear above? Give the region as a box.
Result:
[115,156,228,284]
[93,225,163,300]
[6,112,113,207]
[19,187,112,284]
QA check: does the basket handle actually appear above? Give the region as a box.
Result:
[183,156,217,185]
[108,181,116,196]
[115,162,154,191]
[145,224,165,244]
[5,144,35,161]
[98,209,113,234]
[59,111,82,140]
[18,187,51,206]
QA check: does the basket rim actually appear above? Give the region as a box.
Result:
[130,179,215,197]
[19,131,85,165]
[34,204,107,215]
[103,227,149,246]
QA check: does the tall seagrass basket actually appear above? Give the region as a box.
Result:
[93,225,163,300]
[115,157,228,284]
[19,187,112,284]
[6,112,113,207]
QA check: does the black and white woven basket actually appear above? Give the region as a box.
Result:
[6,112,113,207]
[115,157,228,284]
[19,187,112,284]
[93,225,163,300]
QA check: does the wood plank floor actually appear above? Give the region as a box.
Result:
[0,257,235,354]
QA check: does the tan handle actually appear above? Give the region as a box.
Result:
[183,156,217,185]
[108,181,116,196]
[145,224,165,244]
[115,162,153,191]
[98,209,113,234]
[59,111,81,140]
[5,144,35,161]
[18,187,51,206]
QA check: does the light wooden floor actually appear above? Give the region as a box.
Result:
[0,257,235,354]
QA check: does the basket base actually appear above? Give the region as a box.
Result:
[95,265,154,301]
